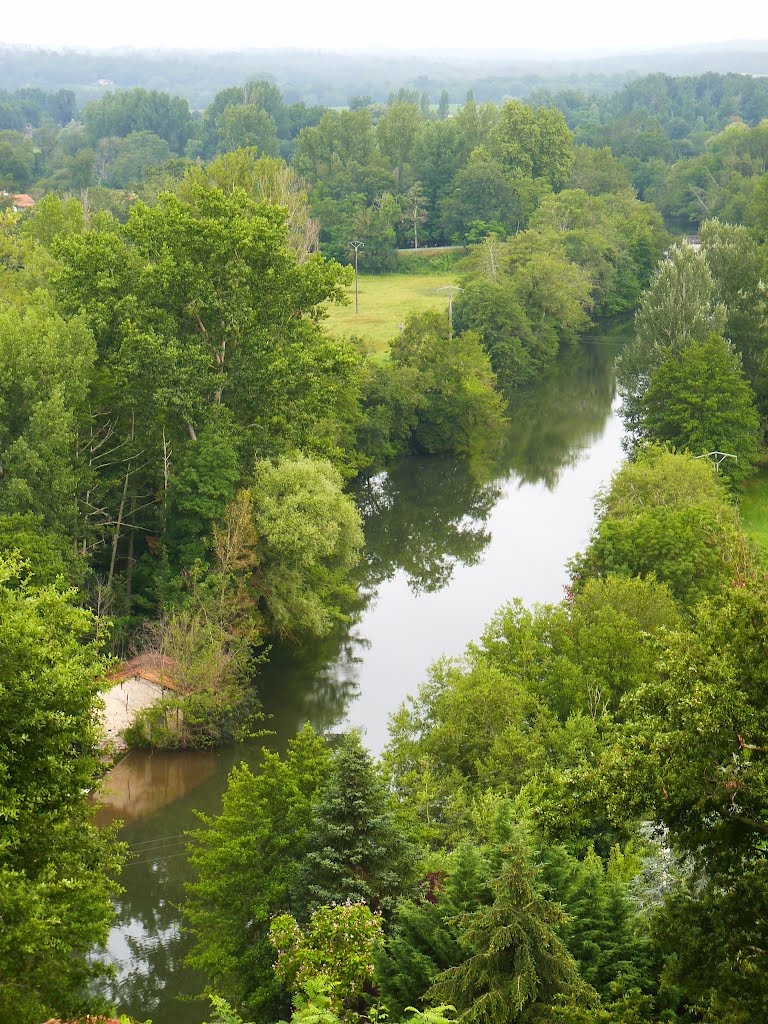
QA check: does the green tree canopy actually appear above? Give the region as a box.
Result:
[0,553,123,1024]
[185,726,332,1020]
[571,447,758,608]
[296,732,414,919]
[427,833,588,1024]
[618,244,727,435]
[390,311,506,455]
[248,454,364,639]
[635,334,760,483]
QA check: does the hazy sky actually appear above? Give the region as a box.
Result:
[1,0,767,54]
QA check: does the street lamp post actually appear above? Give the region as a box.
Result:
[348,240,364,313]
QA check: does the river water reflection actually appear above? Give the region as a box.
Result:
[94,322,630,1022]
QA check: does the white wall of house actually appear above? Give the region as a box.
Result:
[100,675,167,748]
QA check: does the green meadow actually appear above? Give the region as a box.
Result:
[740,468,768,551]
[321,271,458,352]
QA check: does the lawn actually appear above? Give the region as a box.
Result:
[739,468,768,551]
[321,271,459,353]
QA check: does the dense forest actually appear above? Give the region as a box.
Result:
[2,55,768,1024]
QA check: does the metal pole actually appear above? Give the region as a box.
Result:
[437,285,463,340]
[348,240,364,314]
[694,451,737,477]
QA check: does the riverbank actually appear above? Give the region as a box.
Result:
[92,327,630,1024]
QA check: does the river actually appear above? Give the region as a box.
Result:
[92,320,630,1022]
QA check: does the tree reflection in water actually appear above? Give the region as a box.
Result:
[92,326,628,1024]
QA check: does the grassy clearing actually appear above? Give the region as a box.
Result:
[321,271,458,352]
[740,468,768,551]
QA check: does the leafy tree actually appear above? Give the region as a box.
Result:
[248,455,364,639]
[567,145,633,195]
[597,585,768,1020]
[22,192,85,249]
[355,358,421,470]
[352,194,400,273]
[618,244,726,436]
[293,109,375,186]
[377,101,422,186]
[402,181,429,249]
[427,833,588,1023]
[438,150,519,242]
[390,311,506,455]
[215,106,280,157]
[477,575,681,723]
[527,189,665,317]
[0,300,95,539]
[270,902,384,1023]
[0,553,123,1024]
[50,183,359,601]
[699,217,768,400]
[166,414,241,566]
[102,130,173,189]
[0,132,34,190]
[636,334,760,483]
[0,511,85,585]
[185,726,332,1021]
[489,101,574,189]
[296,732,414,919]
[180,151,320,260]
[453,279,549,390]
[570,447,758,608]
[385,654,562,838]
[83,87,192,152]
[508,243,593,344]
[53,184,351,452]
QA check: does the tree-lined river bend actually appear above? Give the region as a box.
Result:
[93,321,630,1022]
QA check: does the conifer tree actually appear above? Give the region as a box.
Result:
[377,842,491,1019]
[540,846,654,999]
[427,834,589,1024]
[296,732,414,919]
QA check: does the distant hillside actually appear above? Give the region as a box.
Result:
[1,43,768,110]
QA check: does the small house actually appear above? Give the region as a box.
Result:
[11,194,35,212]
[101,653,178,749]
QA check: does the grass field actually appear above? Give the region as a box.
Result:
[322,271,458,352]
[739,469,768,551]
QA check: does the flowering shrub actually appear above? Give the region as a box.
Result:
[269,901,384,1022]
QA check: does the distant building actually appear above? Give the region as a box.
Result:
[11,194,35,212]
[101,653,179,749]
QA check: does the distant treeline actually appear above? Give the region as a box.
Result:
[3,44,768,109]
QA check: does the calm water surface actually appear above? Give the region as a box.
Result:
[93,323,630,1022]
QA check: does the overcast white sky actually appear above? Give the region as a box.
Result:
[1,0,767,54]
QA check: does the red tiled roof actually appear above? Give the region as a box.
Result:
[12,194,35,208]
[107,652,178,691]
[44,1018,122,1024]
